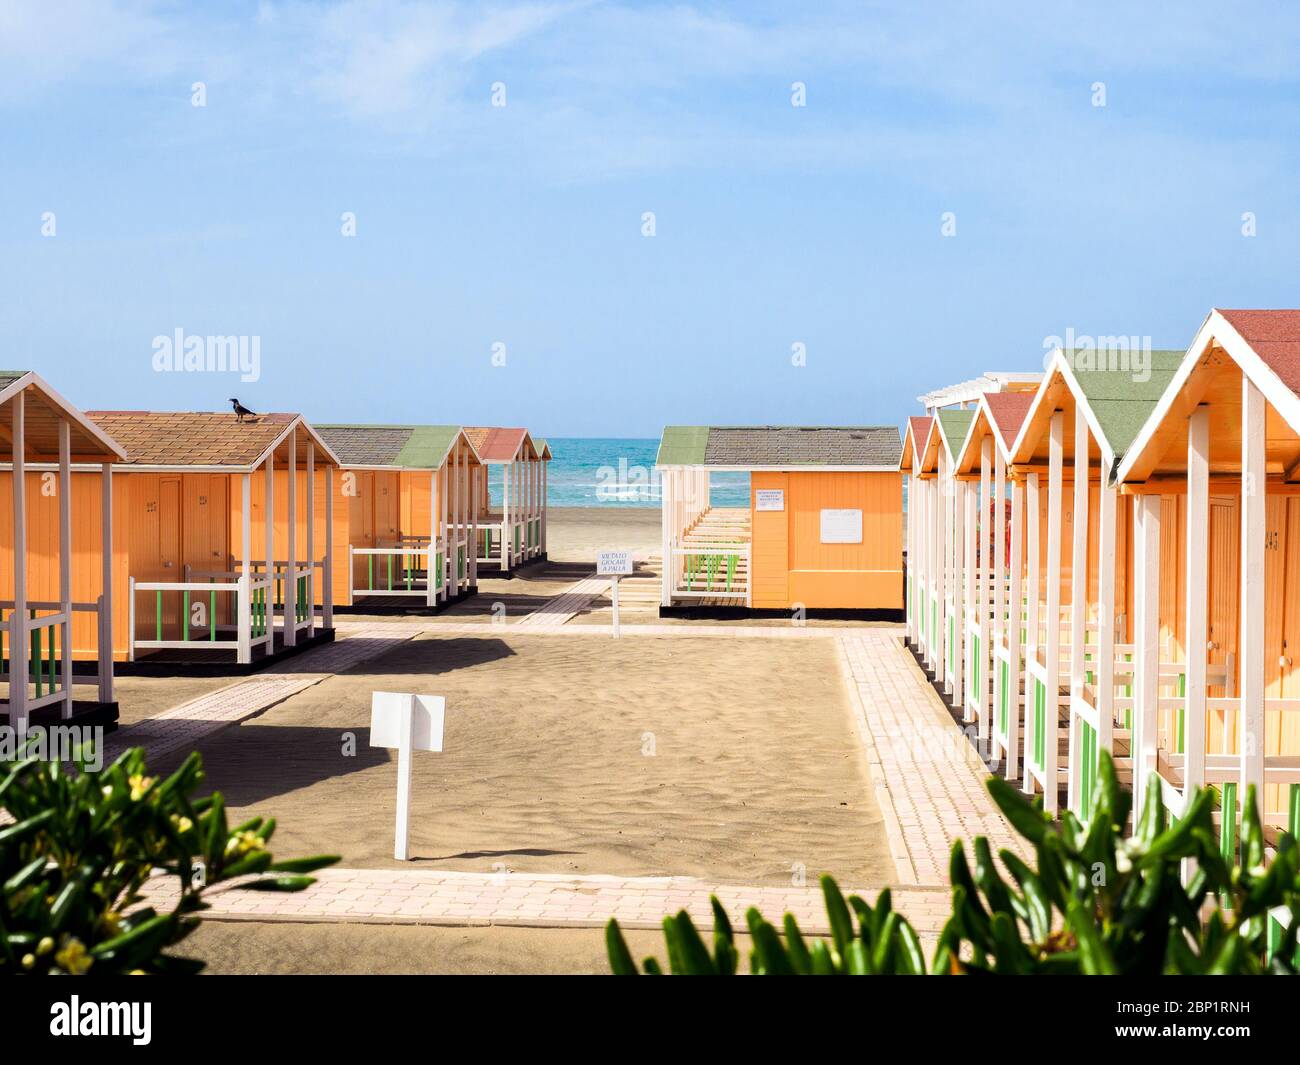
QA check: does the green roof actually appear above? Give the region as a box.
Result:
[1069,350,1184,457]
[657,426,710,465]
[936,409,975,458]
[315,424,463,468]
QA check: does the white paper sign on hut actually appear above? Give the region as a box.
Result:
[370,691,445,861]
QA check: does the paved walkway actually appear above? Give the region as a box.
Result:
[143,867,951,939]
[107,626,423,762]
[837,630,1026,885]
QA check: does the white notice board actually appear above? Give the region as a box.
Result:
[820,508,863,544]
[370,692,446,752]
[597,550,634,576]
[755,489,785,512]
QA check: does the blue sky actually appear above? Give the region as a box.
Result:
[3,1,1299,437]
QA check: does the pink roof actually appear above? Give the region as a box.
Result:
[465,426,529,463]
[984,391,1034,447]
[1218,309,1300,398]
[906,415,933,449]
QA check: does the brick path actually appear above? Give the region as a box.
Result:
[142,867,951,939]
[836,630,1026,885]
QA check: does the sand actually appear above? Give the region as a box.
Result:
[190,920,690,976]
[187,631,893,885]
[113,675,242,727]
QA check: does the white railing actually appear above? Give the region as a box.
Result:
[128,573,274,664]
[350,543,438,599]
[669,544,751,606]
[0,600,103,711]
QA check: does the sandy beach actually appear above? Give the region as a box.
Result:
[185,630,891,884]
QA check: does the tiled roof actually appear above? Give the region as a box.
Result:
[936,409,975,459]
[1219,309,1300,398]
[465,427,528,463]
[983,392,1034,447]
[85,411,295,467]
[1070,350,1185,456]
[657,425,902,467]
[316,425,462,468]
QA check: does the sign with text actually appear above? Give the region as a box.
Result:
[597,550,634,576]
[755,489,785,512]
[819,508,863,544]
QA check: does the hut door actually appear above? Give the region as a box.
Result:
[160,477,182,633]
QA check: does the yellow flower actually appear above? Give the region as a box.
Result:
[170,814,193,834]
[100,911,122,936]
[54,937,92,975]
[36,936,54,956]
[224,830,265,857]
[129,969,147,976]
[21,953,35,970]
[128,774,154,802]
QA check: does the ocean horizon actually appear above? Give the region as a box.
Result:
[488,437,750,509]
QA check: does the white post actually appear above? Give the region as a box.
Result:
[1023,471,1040,795]
[99,462,114,704]
[934,459,946,684]
[541,455,548,554]
[306,441,315,636]
[323,466,334,627]
[1007,475,1024,781]
[440,463,449,601]
[264,449,274,653]
[1240,381,1265,794]
[611,575,621,638]
[979,435,992,736]
[994,447,1006,644]
[959,477,973,714]
[427,468,439,609]
[285,427,297,647]
[661,468,673,607]
[394,694,414,861]
[470,453,479,588]
[58,419,72,718]
[1044,411,1064,813]
[11,391,27,738]
[1068,413,1088,812]
[239,473,252,663]
[502,456,511,571]
[1184,406,1209,793]
[1134,493,1162,822]
[1097,473,1116,785]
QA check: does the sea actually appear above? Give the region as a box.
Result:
[486,437,750,508]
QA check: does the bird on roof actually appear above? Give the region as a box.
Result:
[229,398,257,423]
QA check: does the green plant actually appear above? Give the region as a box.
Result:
[0,742,338,975]
[607,751,1300,974]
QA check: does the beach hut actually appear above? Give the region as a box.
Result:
[0,372,126,735]
[1003,348,1187,814]
[465,428,548,575]
[83,411,338,667]
[911,415,948,678]
[657,426,903,614]
[313,425,482,609]
[1118,309,1300,841]
[947,390,1034,774]
[900,415,933,651]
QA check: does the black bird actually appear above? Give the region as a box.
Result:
[229,398,257,423]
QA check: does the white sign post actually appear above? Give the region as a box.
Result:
[597,550,634,639]
[370,691,446,861]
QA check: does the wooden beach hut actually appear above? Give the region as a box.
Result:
[1002,348,1188,814]
[657,426,904,614]
[946,390,1034,775]
[900,415,933,652]
[313,425,482,609]
[465,428,548,576]
[83,411,339,667]
[0,372,127,734]
[911,414,948,678]
[1118,309,1300,841]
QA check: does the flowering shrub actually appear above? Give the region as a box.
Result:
[0,742,337,975]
